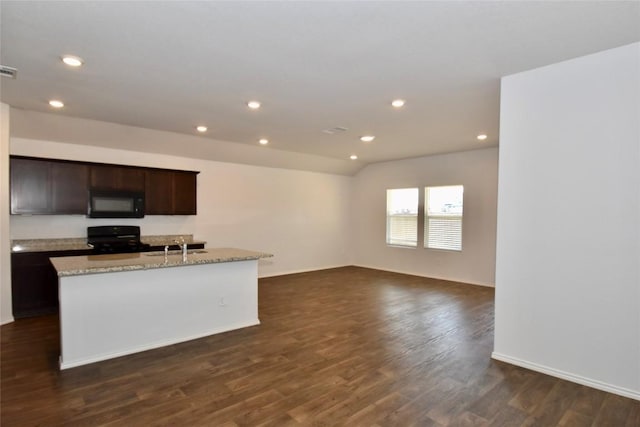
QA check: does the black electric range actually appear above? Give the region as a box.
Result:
[87,226,151,254]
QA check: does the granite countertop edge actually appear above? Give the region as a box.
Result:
[11,235,207,253]
[52,250,274,277]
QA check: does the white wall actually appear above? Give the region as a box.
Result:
[351,148,498,286]
[1,103,12,324]
[494,42,640,400]
[10,109,361,176]
[10,138,353,279]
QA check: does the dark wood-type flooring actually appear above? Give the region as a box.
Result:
[2,266,638,426]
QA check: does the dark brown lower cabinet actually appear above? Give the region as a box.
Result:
[11,244,205,318]
[11,250,92,319]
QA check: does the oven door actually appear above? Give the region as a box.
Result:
[88,190,145,218]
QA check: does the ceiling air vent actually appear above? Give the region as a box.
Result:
[0,65,18,79]
[322,126,348,135]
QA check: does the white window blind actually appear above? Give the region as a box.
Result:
[425,185,463,251]
[386,188,418,247]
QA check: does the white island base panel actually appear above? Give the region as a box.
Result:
[59,260,259,369]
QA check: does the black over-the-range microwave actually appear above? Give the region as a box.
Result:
[88,189,145,218]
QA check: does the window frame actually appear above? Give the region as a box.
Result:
[386,187,419,248]
[424,185,464,252]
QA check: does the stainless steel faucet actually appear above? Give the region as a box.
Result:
[174,238,188,262]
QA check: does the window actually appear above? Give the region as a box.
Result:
[386,188,418,247]
[425,185,463,251]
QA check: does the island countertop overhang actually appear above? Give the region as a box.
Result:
[50,248,273,277]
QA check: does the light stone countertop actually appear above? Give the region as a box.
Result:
[11,235,206,253]
[50,248,273,277]
[11,237,91,252]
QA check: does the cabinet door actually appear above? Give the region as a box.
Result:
[51,162,89,214]
[11,264,55,318]
[145,169,175,214]
[173,171,197,215]
[11,250,94,318]
[11,252,58,318]
[11,156,198,216]
[10,158,51,214]
[90,165,145,192]
[11,158,89,215]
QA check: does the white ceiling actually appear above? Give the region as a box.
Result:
[2,1,639,169]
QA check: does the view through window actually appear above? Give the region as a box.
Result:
[386,188,418,247]
[425,185,463,251]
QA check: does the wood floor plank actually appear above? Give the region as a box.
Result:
[1,266,638,426]
[592,393,635,427]
[466,363,536,420]
[342,391,412,426]
[567,383,608,418]
[557,409,595,426]
[508,372,558,414]
[447,411,490,427]
[525,377,581,426]
[624,401,640,427]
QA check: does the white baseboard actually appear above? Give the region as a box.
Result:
[259,264,351,279]
[1,316,14,325]
[353,263,495,288]
[260,264,495,288]
[491,352,640,401]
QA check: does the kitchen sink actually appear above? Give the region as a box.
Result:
[145,250,208,257]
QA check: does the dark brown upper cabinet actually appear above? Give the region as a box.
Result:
[10,158,50,214]
[89,164,145,192]
[10,156,198,216]
[173,171,197,215]
[145,169,174,215]
[11,157,88,215]
[145,169,197,215]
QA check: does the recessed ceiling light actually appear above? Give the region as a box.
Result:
[247,101,261,109]
[61,55,83,67]
[477,134,488,141]
[360,135,375,142]
[391,99,405,108]
[196,126,207,132]
[350,155,358,160]
[49,100,64,108]
[259,138,269,145]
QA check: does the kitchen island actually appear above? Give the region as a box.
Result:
[50,248,273,369]
[10,234,207,319]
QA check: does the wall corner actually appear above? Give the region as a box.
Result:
[1,103,14,324]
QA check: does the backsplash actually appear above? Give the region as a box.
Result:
[9,214,196,240]
[11,234,200,253]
